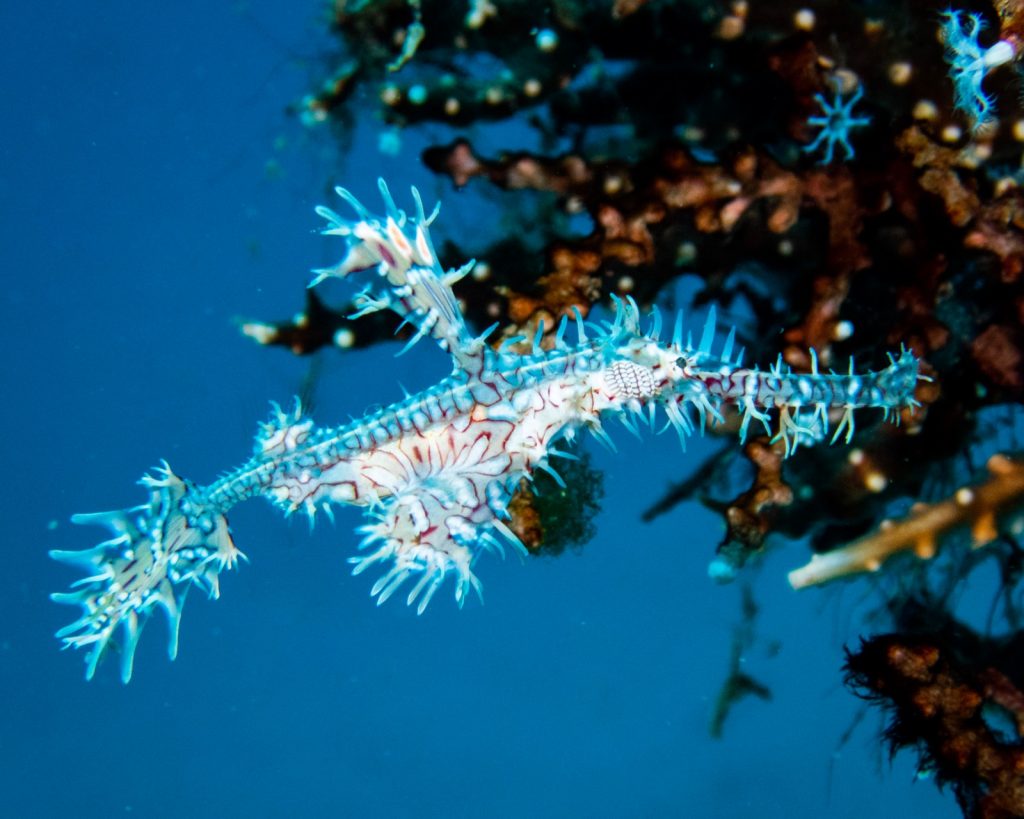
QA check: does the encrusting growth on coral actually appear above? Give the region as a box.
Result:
[847,634,1024,819]
[508,451,604,557]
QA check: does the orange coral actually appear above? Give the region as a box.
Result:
[848,635,1024,819]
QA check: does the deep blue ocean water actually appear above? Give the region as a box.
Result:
[1,3,964,817]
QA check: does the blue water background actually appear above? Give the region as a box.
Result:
[1,3,963,817]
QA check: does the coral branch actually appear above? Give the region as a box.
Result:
[789,454,1024,589]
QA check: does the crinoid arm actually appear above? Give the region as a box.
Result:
[311,178,487,369]
[50,464,241,682]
